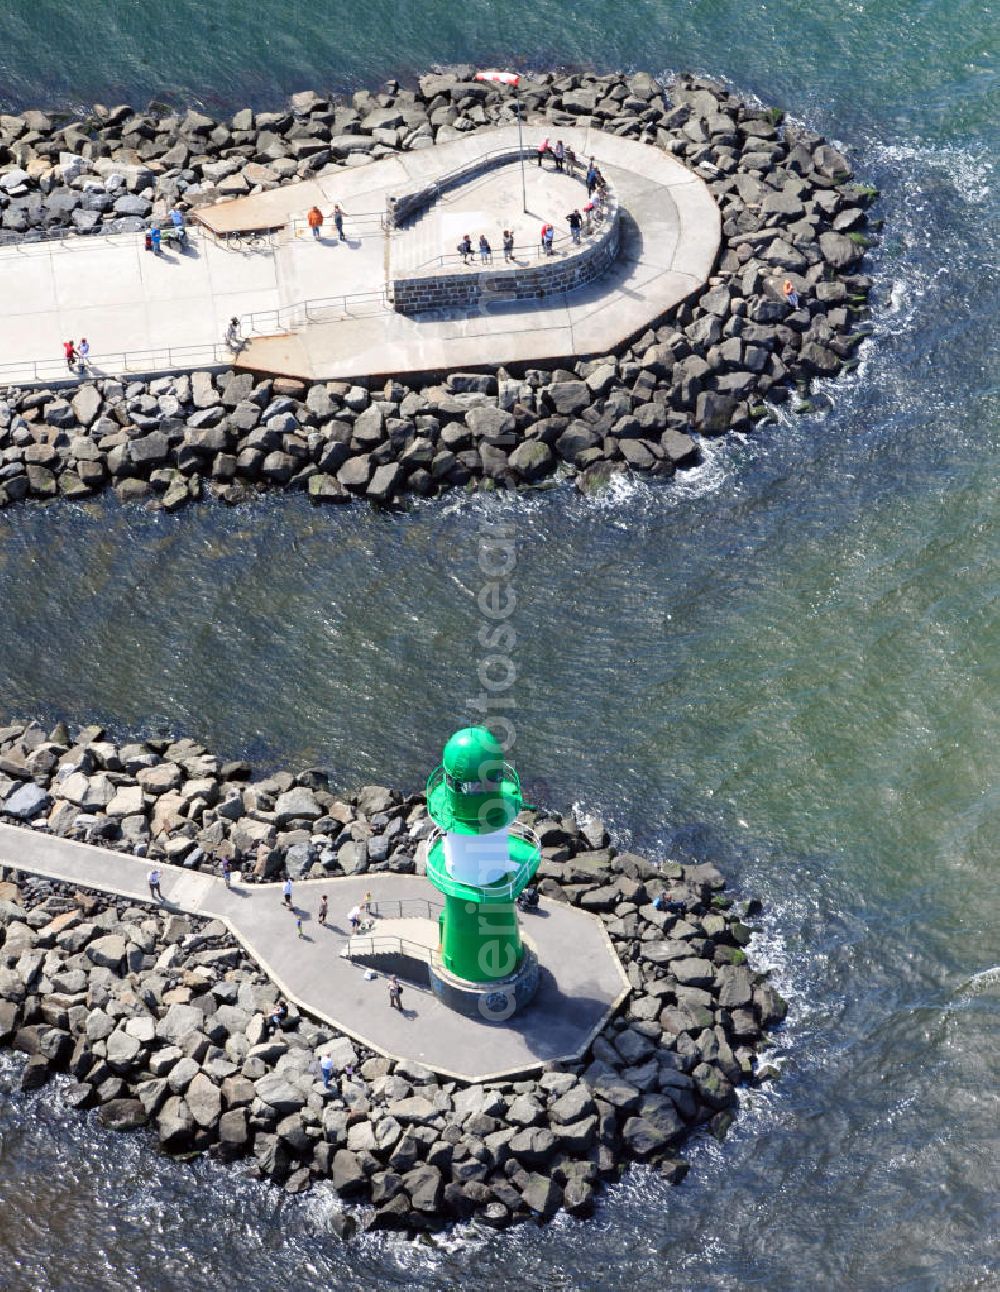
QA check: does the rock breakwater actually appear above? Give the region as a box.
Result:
[0,70,876,511]
[1,715,786,1234]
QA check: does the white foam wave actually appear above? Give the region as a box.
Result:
[869,139,996,207]
[567,797,637,852]
[577,436,734,520]
[954,964,1000,999]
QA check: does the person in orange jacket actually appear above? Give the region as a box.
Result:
[307,205,324,240]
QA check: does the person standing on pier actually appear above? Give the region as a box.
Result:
[283,877,293,908]
[224,316,242,352]
[63,339,76,371]
[318,894,328,926]
[148,868,162,901]
[388,975,403,1011]
[307,205,324,240]
[169,205,187,243]
[333,204,346,241]
[502,229,515,262]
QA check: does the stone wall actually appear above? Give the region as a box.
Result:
[386,145,524,226]
[392,191,620,315]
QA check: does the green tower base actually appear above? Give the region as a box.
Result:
[429,941,540,1022]
[438,892,522,981]
[426,831,539,984]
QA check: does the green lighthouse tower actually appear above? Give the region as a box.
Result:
[425,728,541,1017]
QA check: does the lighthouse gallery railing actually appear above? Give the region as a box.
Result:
[424,821,541,903]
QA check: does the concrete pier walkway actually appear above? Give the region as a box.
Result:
[0,821,629,1081]
[0,124,718,387]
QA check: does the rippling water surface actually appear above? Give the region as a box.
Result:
[1,3,998,1289]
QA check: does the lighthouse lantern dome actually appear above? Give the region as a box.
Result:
[427,726,521,834]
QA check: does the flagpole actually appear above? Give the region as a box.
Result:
[476,70,527,213]
[515,81,526,213]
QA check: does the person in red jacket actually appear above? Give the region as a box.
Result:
[63,340,76,371]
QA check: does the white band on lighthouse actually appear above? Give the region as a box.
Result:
[443,828,519,887]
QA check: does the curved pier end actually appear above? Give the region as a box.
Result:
[234,124,719,382]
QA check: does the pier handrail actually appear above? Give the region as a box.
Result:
[288,209,385,240]
[237,288,389,335]
[391,182,615,274]
[371,897,443,920]
[402,227,584,273]
[0,224,206,254]
[0,340,236,388]
[382,144,527,229]
[345,933,435,963]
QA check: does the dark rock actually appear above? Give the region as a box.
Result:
[508,1126,557,1167]
[20,1054,53,1091]
[99,1098,148,1131]
[519,1171,562,1217]
[695,391,736,435]
[367,461,403,503]
[819,231,862,269]
[509,440,554,481]
[331,1148,367,1195]
[622,1114,672,1158]
[3,783,51,820]
[548,1085,595,1125]
[402,1162,443,1212]
[754,983,788,1027]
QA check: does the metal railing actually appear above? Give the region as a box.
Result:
[425,761,521,800]
[288,209,385,241]
[383,144,525,229]
[424,821,541,904]
[238,288,389,335]
[345,933,435,964]
[0,340,236,388]
[0,223,110,250]
[0,224,205,255]
[371,898,443,920]
[392,174,615,275]
[405,224,599,274]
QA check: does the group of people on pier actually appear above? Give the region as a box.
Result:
[456,229,520,265]
[536,137,578,174]
[452,141,610,268]
[143,204,188,255]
